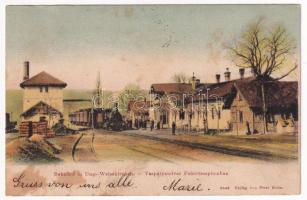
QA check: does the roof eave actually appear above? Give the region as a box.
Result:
[20,83,67,89]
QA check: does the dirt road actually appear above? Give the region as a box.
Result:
[52,130,268,164]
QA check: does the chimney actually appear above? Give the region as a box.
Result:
[215,74,221,83]
[224,68,231,82]
[23,61,30,81]
[191,72,196,90]
[239,68,245,79]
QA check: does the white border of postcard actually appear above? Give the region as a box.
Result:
[0,0,306,200]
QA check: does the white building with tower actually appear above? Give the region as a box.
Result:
[19,61,67,127]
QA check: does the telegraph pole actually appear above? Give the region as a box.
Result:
[90,71,103,154]
[204,88,210,134]
[95,71,103,108]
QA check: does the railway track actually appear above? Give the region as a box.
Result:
[72,131,98,162]
[70,129,205,163]
[69,129,271,163]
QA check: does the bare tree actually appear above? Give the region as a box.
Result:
[172,73,189,83]
[226,18,297,133]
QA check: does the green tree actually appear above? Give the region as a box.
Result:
[118,83,149,113]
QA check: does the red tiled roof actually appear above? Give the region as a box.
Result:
[151,83,192,95]
[190,77,255,102]
[20,71,67,88]
[151,77,298,111]
[206,77,255,100]
[235,80,298,109]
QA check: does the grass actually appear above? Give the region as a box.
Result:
[6,89,23,124]
[6,137,61,163]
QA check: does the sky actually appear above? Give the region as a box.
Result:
[6,5,300,90]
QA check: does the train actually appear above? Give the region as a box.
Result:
[68,108,126,131]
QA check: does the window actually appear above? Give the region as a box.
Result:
[179,110,185,120]
[45,86,49,92]
[211,108,214,119]
[40,87,43,93]
[162,115,167,124]
[239,111,243,123]
[218,110,221,119]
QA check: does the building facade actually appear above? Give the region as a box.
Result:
[127,100,151,128]
[230,79,298,135]
[149,82,193,129]
[19,61,67,128]
[145,68,298,135]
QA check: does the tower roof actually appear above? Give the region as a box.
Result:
[20,71,67,88]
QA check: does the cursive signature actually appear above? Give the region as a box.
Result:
[163,178,203,192]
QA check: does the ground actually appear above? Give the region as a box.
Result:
[121,129,299,160]
[6,129,299,164]
[49,129,298,163]
[49,131,260,163]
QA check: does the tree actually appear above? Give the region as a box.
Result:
[226,18,297,133]
[118,83,148,113]
[172,73,189,83]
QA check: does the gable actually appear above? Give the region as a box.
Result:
[230,88,250,108]
[21,101,63,118]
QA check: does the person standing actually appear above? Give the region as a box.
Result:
[134,119,138,129]
[150,120,154,131]
[246,121,251,135]
[172,121,176,135]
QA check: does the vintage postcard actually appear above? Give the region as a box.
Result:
[5,4,301,196]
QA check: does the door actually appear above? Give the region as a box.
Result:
[28,121,33,137]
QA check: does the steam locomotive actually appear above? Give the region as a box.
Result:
[68,108,125,131]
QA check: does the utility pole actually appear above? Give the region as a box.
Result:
[204,88,210,134]
[95,71,103,108]
[261,81,267,134]
[90,71,103,154]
